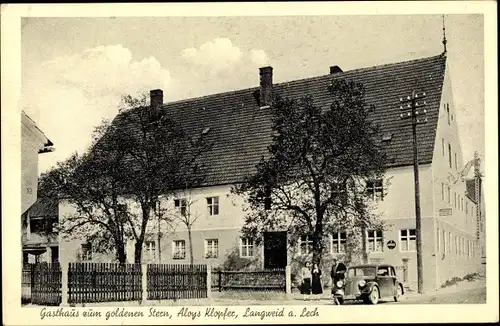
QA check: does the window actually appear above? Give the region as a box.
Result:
[366,180,384,201]
[30,217,55,235]
[448,232,452,253]
[441,183,445,201]
[81,243,92,261]
[448,143,452,168]
[174,199,187,217]
[145,241,156,261]
[447,186,451,203]
[443,230,447,253]
[455,236,459,254]
[332,182,348,204]
[367,230,383,252]
[454,153,458,170]
[446,103,450,125]
[331,232,347,253]
[377,266,390,276]
[173,240,186,260]
[206,197,219,216]
[437,227,441,252]
[299,235,313,255]
[454,193,457,208]
[441,138,445,156]
[461,198,464,211]
[240,238,254,258]
[263,187,272,210]
[204,239,219,258]
[400,229,416,252]
[466,202,469,214]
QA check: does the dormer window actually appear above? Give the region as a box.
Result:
[201,127,211,135]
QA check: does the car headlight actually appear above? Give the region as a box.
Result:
[358,280,366,287]
[336,280,344,288]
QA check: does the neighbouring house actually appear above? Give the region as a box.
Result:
[22,198,59,264]
[21,111,56,263]
[59,51,484,291]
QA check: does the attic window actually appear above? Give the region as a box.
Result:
[382,133,393,141]
[201,127,211,135]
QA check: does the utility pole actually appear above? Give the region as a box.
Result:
[400,90,427,294]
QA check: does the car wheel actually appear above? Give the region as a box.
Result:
[394,284,403,302]
[368,286,379,305]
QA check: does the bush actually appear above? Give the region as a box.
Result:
[463,273,479,282]
[221,246,262,271]
[441,276,462,288]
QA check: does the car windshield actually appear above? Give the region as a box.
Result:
[347,267,376,277]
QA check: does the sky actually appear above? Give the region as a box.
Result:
[20,14,485,175]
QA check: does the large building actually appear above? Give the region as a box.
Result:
[59,51,484,292]
[21,112,57,263]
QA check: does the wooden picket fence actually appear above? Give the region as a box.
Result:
[213,269,286,292]
[147,264,207,300]
[67,262,142,304]
[22,263,62,306]
[22,264,34,304]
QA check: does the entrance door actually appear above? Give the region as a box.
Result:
[264,232,287,269]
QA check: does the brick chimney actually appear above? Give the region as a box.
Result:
[259,66,273,107]
[329,65,343,74]
[150,89,163,110]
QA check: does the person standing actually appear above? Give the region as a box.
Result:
[300,261,312,300]
[330,257,347,285]
[311,262,323,300]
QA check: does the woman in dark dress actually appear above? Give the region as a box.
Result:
[311,263,323,300]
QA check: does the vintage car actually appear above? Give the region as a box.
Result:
[332,264,404,305]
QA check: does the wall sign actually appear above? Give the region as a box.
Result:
[387,240,396,250]
[439,208,452,216]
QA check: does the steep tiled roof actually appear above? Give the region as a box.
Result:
[114,54,447,187]
[23,198,58,218]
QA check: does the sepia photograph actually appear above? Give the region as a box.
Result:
[2,2,498,325]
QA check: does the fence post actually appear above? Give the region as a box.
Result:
[61,262,68,306]
[141,264,147,305]
[285,266,292,299]
[206,265,211,299]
